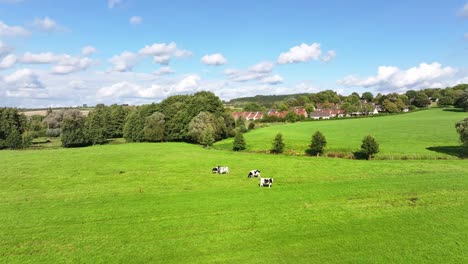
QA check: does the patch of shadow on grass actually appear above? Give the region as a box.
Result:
[426,146,467,158]
[442,108,464,113]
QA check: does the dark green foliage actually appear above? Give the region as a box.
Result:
[61,115,91,148]
[382,99,399,113]
[144,112,165,142]
[243,102,262,111]
[188,112,216,145]
[455,89,468,111]
[361,92,374,102]
[109,104,129,138]
[412,91,431,108]
[123,104,158,142]
[306,131,327,156]
[248,122,255,130]
[201,127,215,147]
[285,111,298,123]
[270,133,285,154]
[438,96,454,106]
[361,135,379,160]
[455,118,468,147]
[0,108,30,149]
[86,104,110,145]
[233,131,246,151]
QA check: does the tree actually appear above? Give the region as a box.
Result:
[86,104,110,145]
[61,114,91,148]
[109,104,129,138]
[361,135,379,160]
[306,131,327,156]
[243,102,262,111]
[200,126,215,147]
[270,133,285,154]
[382,99,399,113]
[285,111,298,123]
[236,116,247,132]
[455,89,468,111]
[361,92,374,102]
[188,112,216,145]
[144,112,166,142]
[0,108,31,149]
[412,91,431,108]
[232,131,246,151]
[455,118,468,148]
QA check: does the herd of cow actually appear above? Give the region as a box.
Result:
[211,166,275,188]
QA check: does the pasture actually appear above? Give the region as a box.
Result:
[214,108,468,159]
[0,143,466,263]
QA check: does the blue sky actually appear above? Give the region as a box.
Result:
[0,0,467,107]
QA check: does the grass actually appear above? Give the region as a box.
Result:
[214,108,468,159]
[0,143,466,263]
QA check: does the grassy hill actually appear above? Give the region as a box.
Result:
[0,143,466,263]
[214,108,467,159]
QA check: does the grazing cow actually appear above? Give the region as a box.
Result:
[217,166,229,174]
[212,167,219,173]
[248,169,261,178]
[259,177,274,188]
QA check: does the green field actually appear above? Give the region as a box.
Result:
[1,143,467,263]
[214,108,468,159]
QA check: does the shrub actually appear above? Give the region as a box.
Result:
[61,116,92,148]
[361,135,379,160]
[306,131,327,156]
[232,131,246,151]
[270,133,285,154]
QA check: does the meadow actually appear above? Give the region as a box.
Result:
[214,108,468,159]
[0,143,467,263]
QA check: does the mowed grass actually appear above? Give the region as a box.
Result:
[214,108,468,159]
[0,143,466,263]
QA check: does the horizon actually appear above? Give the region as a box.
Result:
[0,0,467,108]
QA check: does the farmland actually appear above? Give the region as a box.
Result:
[214,108,468,159]
[0,142,467,263]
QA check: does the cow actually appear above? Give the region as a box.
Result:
[217,166,229,174]
[248,169,261,178]
[212,167,220,173]
[259,177,274,188]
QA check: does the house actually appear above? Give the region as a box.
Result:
[232,111,264,121]
[310,110,332,120]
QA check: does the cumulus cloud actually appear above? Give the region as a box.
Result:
[33,17,65,32]
[458,3,468,18]
[3,68,43,89]
[21,52,60,64]
[338,62,457,92]
[108,0,122,8]
[277,43,322,64]
[0,41,14,56]
[154,66,174,76]
[201,53,227,66]
[108,51,140,72]
[0,21,29,37]
[19,52,93,74]
[139,42,192,65]
[322,50,336,63]
[224,61,280,84]
[81,45,97,55]
[129,16,143,25]
[0,54,17,69]
[260,74,284,85]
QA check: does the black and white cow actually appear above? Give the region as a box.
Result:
[212,166,220,173]
[259,177,274,188]
[218,166,229,174]
[248,169,261,178]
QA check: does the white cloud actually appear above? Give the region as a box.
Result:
[0,54,17,69]
[3,68,43,89]
[338,62,457,92]
[173,74,200,93]
[260,74,284,85]
[201,53,227,66]
[224,61,277,83]
[51,56,93,75]
[0,21,29,37]
[322,50,336,62]
[129,16,143,25]
[108,51,140,72]
[21,52,60,64]
[458,3,468,18]
[0,41,14,56]
[154,66,174,76]
[249,61,274,73]
[277,43,322,64]
[33,17,64,32]
[139,42,192,65]
[108,0,122,8]
[81,45,97,55]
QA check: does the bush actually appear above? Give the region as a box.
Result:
[46,128,61,137]
[361,135,379,160]
[270,133,285,154]
[306,131,327,156]
[232,131,246,151]
[248,122,255,130]
[61,116,92,148]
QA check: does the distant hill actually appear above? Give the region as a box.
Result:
[228,93,310,105]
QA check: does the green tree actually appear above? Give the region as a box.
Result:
[455,89,468,111]
[109,104,129,138]
[243,102,262,111]
[86,104,110,145]
[144,112,166,142]
[382,99,399,113]
[361,135,379,160]
[455,118,468,148]
[232,131,246,151]
[306,131,327,156]
[412,91,431,108]
[0,108,31,149]
[270,133,285,154]
[188,112,216,145]
[361,92,374,102]
[200,126,215,147]
[61,114,91,148]
[285,111,298,123]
